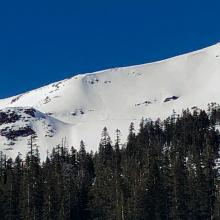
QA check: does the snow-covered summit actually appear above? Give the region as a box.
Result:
[0,43,220,158]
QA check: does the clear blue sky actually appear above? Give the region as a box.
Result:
[0,0,220,98]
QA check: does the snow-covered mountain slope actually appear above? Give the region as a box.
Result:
[0,43,220,158]
[0,107,72,158]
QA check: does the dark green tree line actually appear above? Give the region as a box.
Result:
[0,107,220,219]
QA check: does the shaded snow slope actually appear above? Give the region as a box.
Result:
[0,107,72,159]
[0,43,220,158]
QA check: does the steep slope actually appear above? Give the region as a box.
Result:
[0,107,72,158]
[0,43,220,158]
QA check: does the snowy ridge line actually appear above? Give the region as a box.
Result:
[0,43,220,158]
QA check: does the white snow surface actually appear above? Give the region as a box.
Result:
[0,43,220,159]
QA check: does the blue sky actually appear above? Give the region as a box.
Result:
[0,0,220,98]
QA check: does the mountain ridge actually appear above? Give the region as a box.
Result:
[0,43,220,158]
